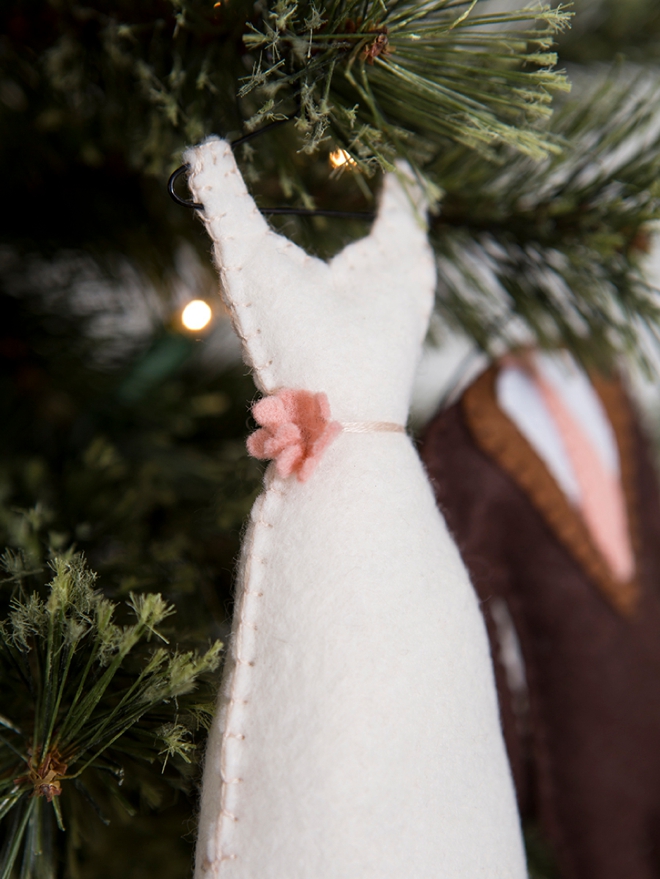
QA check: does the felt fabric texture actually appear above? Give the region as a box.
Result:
[497,356,617,504]
[499,353,633,581]
[420,360,660,879]
[247,389,342,482]
[498,353,621,493]
[184,137,526,879]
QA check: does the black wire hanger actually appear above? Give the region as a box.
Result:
[167,118,375,221]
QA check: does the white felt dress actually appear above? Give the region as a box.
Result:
[184,137,527,879]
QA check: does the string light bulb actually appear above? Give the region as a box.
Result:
[181,300,213,332]
[329,149,357,170]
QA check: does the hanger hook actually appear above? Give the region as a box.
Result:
[168,118,293,212]
[168,165,203,210]
[167,117,374,220]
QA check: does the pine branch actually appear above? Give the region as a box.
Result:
[241,0,571,189]
[428,65,660,368]
[0,554,222,879]
[2,1,571,213]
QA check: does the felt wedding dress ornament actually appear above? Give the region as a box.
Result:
[184,137,526,878]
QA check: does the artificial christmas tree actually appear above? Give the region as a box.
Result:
[3,0,660,877]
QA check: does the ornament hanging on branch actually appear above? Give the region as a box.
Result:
[182,137,526,878]
[420,350,660,879]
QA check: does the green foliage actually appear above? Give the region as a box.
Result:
[2,1,660,876]
[2,0,571,177]
[241,0,571,180]
[5,0,657,370]
[0,252,261,613]
[559,0,660,63]
[0,252,260,877]
[0,0,571,267]
[429,67,660,368]
[0,553,222,879]
[2,0,248,177]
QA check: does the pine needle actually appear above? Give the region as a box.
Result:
[241,0,572,182]
[0,554,222,879]
[429,65,660,370]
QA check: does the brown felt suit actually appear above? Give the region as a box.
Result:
[420,363,660,879]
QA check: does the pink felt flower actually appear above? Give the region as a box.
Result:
[246,389,342,482]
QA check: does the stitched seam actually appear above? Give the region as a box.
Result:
[188,144,275,389]
[188,144,286,875]
[189,142,430,389]
[186,142,430,873]
[202,485,280,875]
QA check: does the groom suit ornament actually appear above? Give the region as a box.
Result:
[182,138,526,879]
[420,351,660,879]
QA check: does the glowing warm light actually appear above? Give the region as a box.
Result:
[181,300,213,331]
[329,149,357,170]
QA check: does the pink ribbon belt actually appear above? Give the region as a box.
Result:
[247,389,405,482]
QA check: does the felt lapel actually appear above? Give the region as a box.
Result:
[461,364,641,617]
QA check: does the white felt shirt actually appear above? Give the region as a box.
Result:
[497,352,620,505]
[184,138,526,879]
